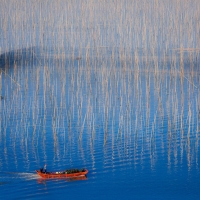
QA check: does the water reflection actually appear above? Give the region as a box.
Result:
[0,0,200,199]
[37,175,87,184]
[0,33,199,178]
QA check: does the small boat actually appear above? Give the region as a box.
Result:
[36,168,88,178]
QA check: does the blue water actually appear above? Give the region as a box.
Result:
[0,47,199,199]
[0,0,200,199]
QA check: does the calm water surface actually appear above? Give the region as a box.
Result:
[0,47,199,200]
[0,0,200,199]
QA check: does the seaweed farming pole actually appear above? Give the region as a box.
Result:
[32,51,42,66]
[172,49,199,89]
[0,69,20,88]
[183,75,198,89]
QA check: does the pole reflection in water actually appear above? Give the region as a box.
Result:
[37,175,88,185]
[0,49,199,169]
[0,0,200,199]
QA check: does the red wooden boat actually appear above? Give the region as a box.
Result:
[36,169,88,178]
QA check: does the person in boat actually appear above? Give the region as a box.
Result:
[43,164,47,174]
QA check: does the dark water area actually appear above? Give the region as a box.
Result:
[1,0,200,199]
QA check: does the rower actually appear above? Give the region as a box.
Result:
[43,164,47,173]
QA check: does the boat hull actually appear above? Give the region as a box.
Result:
[36,169,88,178]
